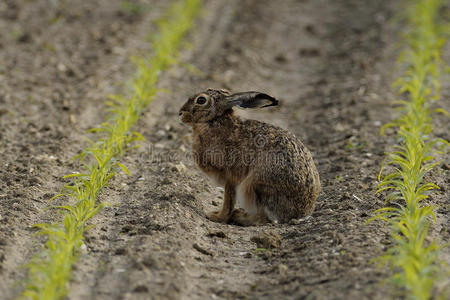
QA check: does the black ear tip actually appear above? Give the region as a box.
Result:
[226,91,279,109]
[257,93,278,107]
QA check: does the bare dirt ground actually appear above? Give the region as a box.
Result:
[0,0,449,299]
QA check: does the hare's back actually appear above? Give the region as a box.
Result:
[238,119,314,182]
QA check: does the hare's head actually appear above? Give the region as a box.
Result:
[179,88,278,125]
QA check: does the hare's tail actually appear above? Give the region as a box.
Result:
[257,188,315,222]
[234,172,318,223]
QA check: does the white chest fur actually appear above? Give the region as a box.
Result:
[235,181,257,216]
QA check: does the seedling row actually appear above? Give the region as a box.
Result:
[20,1,202,299]
[371,0,449,298]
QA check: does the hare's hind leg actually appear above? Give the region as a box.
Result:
[207,182,235,223]
[231,174,269,226]
[235,176,258,215]
[230,207,269,226]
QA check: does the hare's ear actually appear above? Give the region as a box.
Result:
[225,92,278,109]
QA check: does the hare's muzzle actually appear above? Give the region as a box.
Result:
[179,110,192,125]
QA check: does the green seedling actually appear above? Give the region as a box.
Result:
[20,1,202,299]
[345,136,366,152]
[120,0,146,15]
[369,0,449,299]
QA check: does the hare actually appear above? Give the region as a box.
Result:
[179,88,321,226]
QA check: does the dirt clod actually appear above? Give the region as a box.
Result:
[193,243,214,257]
[133,285,149,293]
[251,232,282,249]
[207,230,227,238]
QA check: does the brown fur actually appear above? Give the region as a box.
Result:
[179,88,321,226]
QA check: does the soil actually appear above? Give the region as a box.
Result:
[0,0,448,299]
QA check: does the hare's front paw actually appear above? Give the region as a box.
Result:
[207,210,230,223]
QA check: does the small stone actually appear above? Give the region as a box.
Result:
[289,215,313,225]
[170,162,186,173]
[278,264,288,275]
[57,62,67,72]
[79,243,88,253]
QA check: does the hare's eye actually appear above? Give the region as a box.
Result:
[196,96,207,105]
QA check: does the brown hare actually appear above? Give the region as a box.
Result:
[179,88,321,226]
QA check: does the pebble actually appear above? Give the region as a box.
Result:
[57,62,67,72]
[79,243,88,253]
[289,215,313,225]
[168,162,186,173]
[278,264,288,275]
